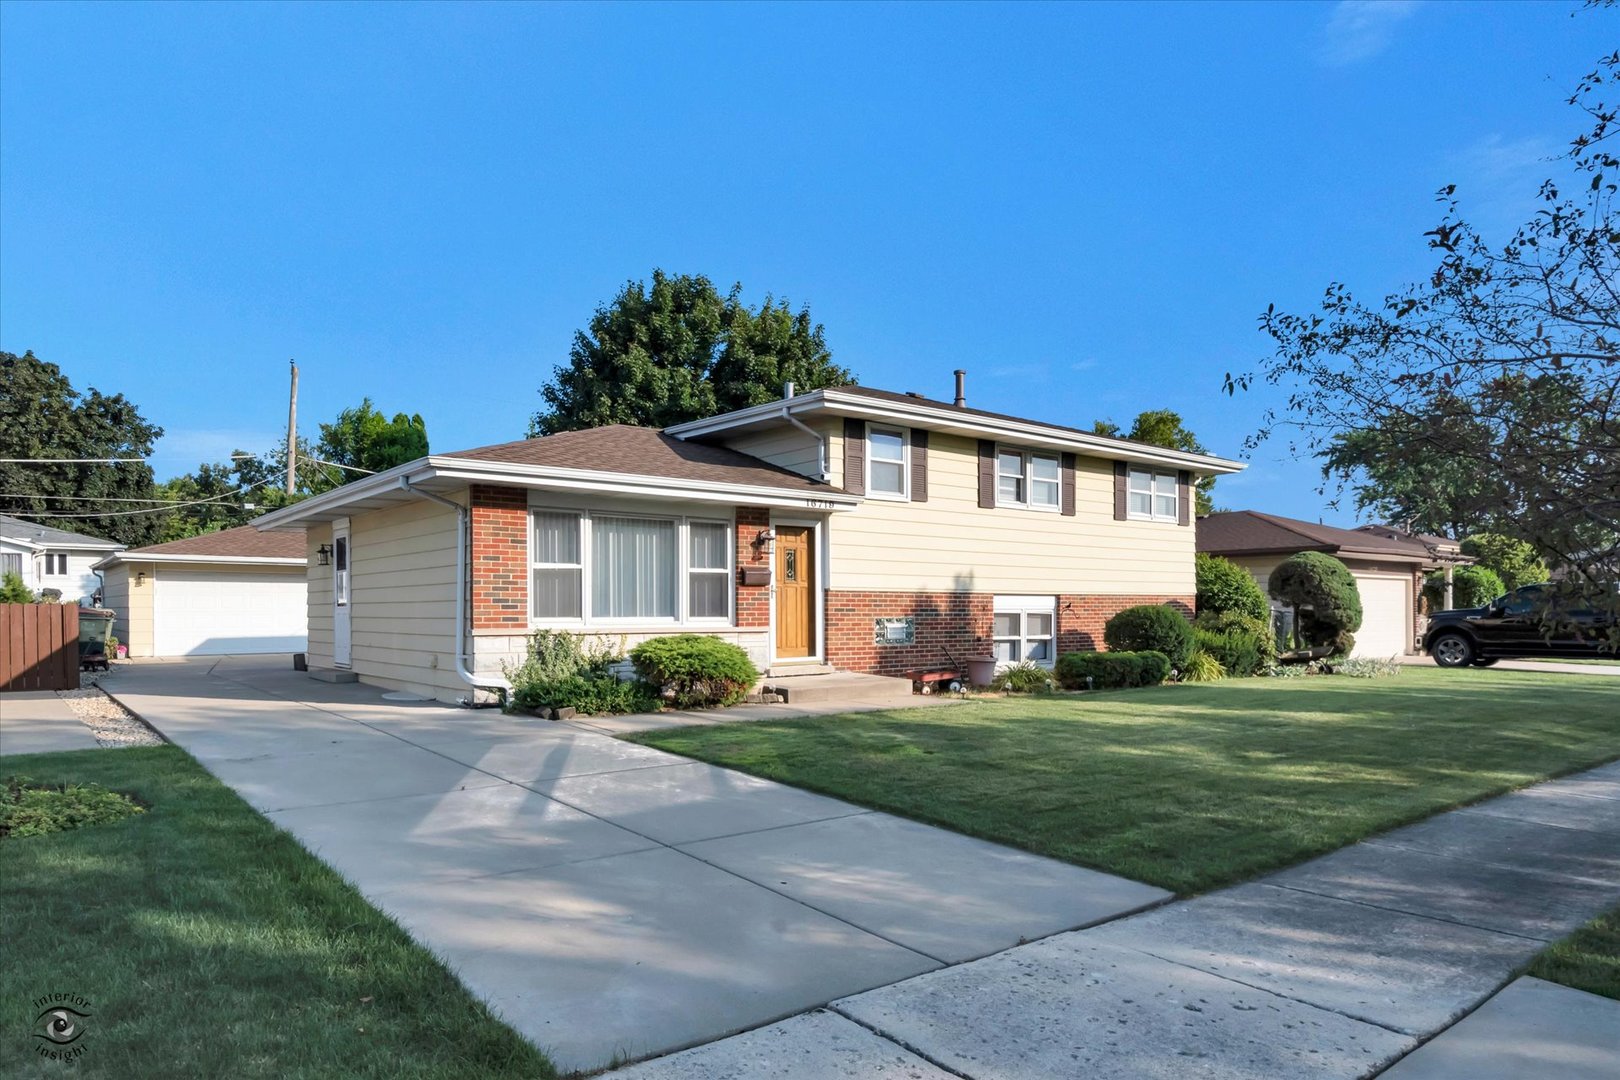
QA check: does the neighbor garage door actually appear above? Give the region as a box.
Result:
[153,569,308,656]
[1350,572,1413,659]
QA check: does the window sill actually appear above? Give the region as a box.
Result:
[865,490,910,502]
[1126,513,1181,525]
[994,501,1062,513]
[524,620,740,634]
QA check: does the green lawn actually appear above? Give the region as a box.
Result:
[633,666,1620,895]
[0,746,552,1080]
[1527,905,1620,1000]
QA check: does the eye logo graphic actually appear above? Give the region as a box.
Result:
[30,994,93,1061]
[36,1007,89,1045]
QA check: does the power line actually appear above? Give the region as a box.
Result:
[0,492,249,505]
[1,480,274,519]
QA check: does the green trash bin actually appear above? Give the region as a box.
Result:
[79,608,115,671]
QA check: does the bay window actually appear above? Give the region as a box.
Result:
[1127,468,1179,522]
[997,447,1061,509]
[531,510,732,625]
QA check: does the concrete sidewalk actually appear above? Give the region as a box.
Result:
[0,690,100,755]
[107,656,1168,1073]
[619,757,1620,1078]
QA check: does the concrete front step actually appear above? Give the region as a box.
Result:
[307,667,359,684]
[762,671,916,704]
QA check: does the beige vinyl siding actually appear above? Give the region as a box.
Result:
[104,563,155,656]
[813,425,1195,595]
[1227,555,1287,601]
[344,498,465,701]
[306,528,334,669]
[723,425,826,478]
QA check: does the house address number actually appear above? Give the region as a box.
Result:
[803,498,838,509]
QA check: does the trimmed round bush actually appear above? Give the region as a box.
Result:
[1195,553,1270,625]
[1103,604,1195,670]
[1055,650,1170,690]
[1269,551,1362,654]
[1423,565,1506,612]
[630,634,760,709]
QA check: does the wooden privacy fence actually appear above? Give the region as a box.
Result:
[1,603,80,692]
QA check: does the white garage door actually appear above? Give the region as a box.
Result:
[153,570,308,656]
[1351,573,1412,659]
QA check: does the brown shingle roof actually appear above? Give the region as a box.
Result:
[1197,510,1428,562]
[126,525,306,560]
[444,425,841,494]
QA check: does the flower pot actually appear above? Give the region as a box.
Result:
[965,655,998,687]
[115,645,128,659]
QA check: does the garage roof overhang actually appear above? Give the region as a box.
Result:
[93,552,306,571]
[250,455,863,531]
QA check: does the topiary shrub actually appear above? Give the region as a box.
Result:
[1423,565,1506,612]
[630,634,760,709]
[1195,553,1270,625]
[1103,604,1195,670]
[1194,626,1266,677]
[1269,552,1362,656]
[1055,650,1170,690]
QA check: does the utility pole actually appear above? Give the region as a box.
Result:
[286,360,299,495]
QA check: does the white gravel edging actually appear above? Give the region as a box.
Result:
[58,676,164,748]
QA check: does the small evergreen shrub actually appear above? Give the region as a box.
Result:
[1181,649,1226,683]
[0,571,34,604]
[1103,605,1195,670]
[1195,553,1270,624]
[1,777,145,839]
[990,661,1056,694]
[630,634,760,709]
[1269,552,1362,654]
[1055,650,1171,690]
[1194,626,1266,677]
[503,630,657,716]
[1423,565,1506,612]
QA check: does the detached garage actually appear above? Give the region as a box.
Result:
[94,526,308,657]
[1197,511,1462,660]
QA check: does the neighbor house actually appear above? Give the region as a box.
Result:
[0,514,124,601]
[251,375,1243,703]
[1197,510,1464,658]
[93,525,308,657]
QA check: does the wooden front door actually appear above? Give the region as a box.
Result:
[774,525,815,659]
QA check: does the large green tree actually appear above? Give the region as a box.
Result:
[1230,42,1620,600]
[316,399,429,479]
[0,350,167,546]
[1092,409,1217,514]
[530,270,853,435]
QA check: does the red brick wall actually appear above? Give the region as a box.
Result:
[736,507,771,629]
[825,589,1195,675]
[1057,594,1195,654]
[825,590,994,676]
[470,485,528,631]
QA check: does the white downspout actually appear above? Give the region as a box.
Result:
[399,477,512,701]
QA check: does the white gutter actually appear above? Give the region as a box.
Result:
[93,553,305,570]
[398,477,511,701]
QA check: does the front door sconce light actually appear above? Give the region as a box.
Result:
[753,528,777,548]
[316,543,333,566]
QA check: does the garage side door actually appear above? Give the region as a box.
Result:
[153,570,308,656]
[1350,573,1413,659]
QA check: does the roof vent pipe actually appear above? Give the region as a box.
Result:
[783,381,795,399]
[953,369,967,408]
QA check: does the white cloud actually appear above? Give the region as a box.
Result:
[1318,1,1420,67]
[1447,133,1559,239]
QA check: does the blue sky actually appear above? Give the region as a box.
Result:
[0,2,1604,523]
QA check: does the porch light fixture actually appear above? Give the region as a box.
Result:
[753,528,777,548]
[316,543,333,566]
[135,571,146,586]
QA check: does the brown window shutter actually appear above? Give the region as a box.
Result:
[1060,453,1076,516]
[911,429,928,502]
[1178,470,1193,526]
[843,419,865,496]
[978,440,996,508]
[1113,462,1128,520]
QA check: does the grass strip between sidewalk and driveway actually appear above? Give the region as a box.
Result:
[1527,904,1620,1000]
[632,666,1620,895]
[0,745,554,1080]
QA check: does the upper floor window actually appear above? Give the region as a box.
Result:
[1128,468,1179,522]
[867,427,908,498]
[997,448,1060,510]
[43,553,68,576]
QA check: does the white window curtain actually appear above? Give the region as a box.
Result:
[533,512,582,619]
[688,521,730,619]
[592,516,677,619]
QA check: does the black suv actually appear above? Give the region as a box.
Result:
[1424,584,1619,667]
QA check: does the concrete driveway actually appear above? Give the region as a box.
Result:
[109,657,1168,1073]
